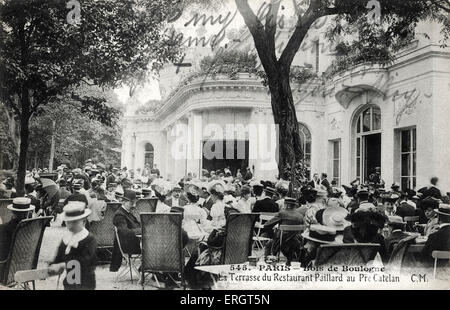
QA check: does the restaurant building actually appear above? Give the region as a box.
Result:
[121,20,450,191]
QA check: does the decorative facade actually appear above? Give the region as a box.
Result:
[121,20,450,191]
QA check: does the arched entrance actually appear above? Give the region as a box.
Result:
[354,105,382,182]
[144,143,154,168]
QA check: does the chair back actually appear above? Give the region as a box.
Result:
[0,199,13,223]
[432,250,450,279]
[222,213,258,264]
[114,226,127,257]
[89,202,121,248]
[140,213,183,274]
[1,217,52,286]
[135,198,158,214]
[315,243,380,267]
[432,251,450,260]
[387,236,417,270]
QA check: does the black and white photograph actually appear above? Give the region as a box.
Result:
[0,0,449,293]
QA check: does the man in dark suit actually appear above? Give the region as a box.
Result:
[165,186,187,207]
[110,190,141,272]
[0,198,34,279]
[384,216,410,257]
[307,173,320,188]
[422,204,450,268]
[320,173,333,196]
[253,187,279,213]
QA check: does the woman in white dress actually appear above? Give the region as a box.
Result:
[182,185,208,240]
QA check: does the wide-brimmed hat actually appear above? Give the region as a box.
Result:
[391,182,400,189]
[61,201,91,222]
[302,225,337,244]
[381,192,400,202]
[207,180,226,194]
[7,197,35,212]
[435,204,450,217]
[322,206,350,231]
[420,197,439,211]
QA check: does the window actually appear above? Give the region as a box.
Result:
[355,105,382,181]
[400,128,416,190]
[332,140,341,186]
[299,123,312,179]
[144,143,154,167]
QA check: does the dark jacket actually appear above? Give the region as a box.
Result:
[53,233,97,290]
[422,225,450,268]
[424,186,442,200]
[110,207,141,272]
[263,210,304,260]
[396,202,416,219]
[385,230,411,256]
[253,197,279,213]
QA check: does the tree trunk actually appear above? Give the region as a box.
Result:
[16,89,31,197]
[268,73,304,180]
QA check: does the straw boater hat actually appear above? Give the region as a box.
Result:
[387,215,406,228]
[435,204,450,217]
[322,206,350,231]
[264,187,277,197]
[7,197,35,212]
[302,224,337,244]
[61,201,91,222]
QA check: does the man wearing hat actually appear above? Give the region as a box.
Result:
[106,168,119,187]
[110,190,141,272]
[253,187,279,213]
[165,184,187,207]
[422,203,450,268]
[24,177,41,214]
[355,187,376,213]
[49,201,97,290]
[0,198,35,278]
[384,216,410,256]
[264,197,304,262]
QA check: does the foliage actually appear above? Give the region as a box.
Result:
[199,50,259,79]
[26,86,122,169]
[0,0,184,192]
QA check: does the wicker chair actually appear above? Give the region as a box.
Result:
[387,235,417,271]
[314,243,380,267]
[140,213,184,289]
[221,213,259,265]
[89,202,121,254]
[0,216,52,288]
[0,199,13,224]
[135,198,158,214]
